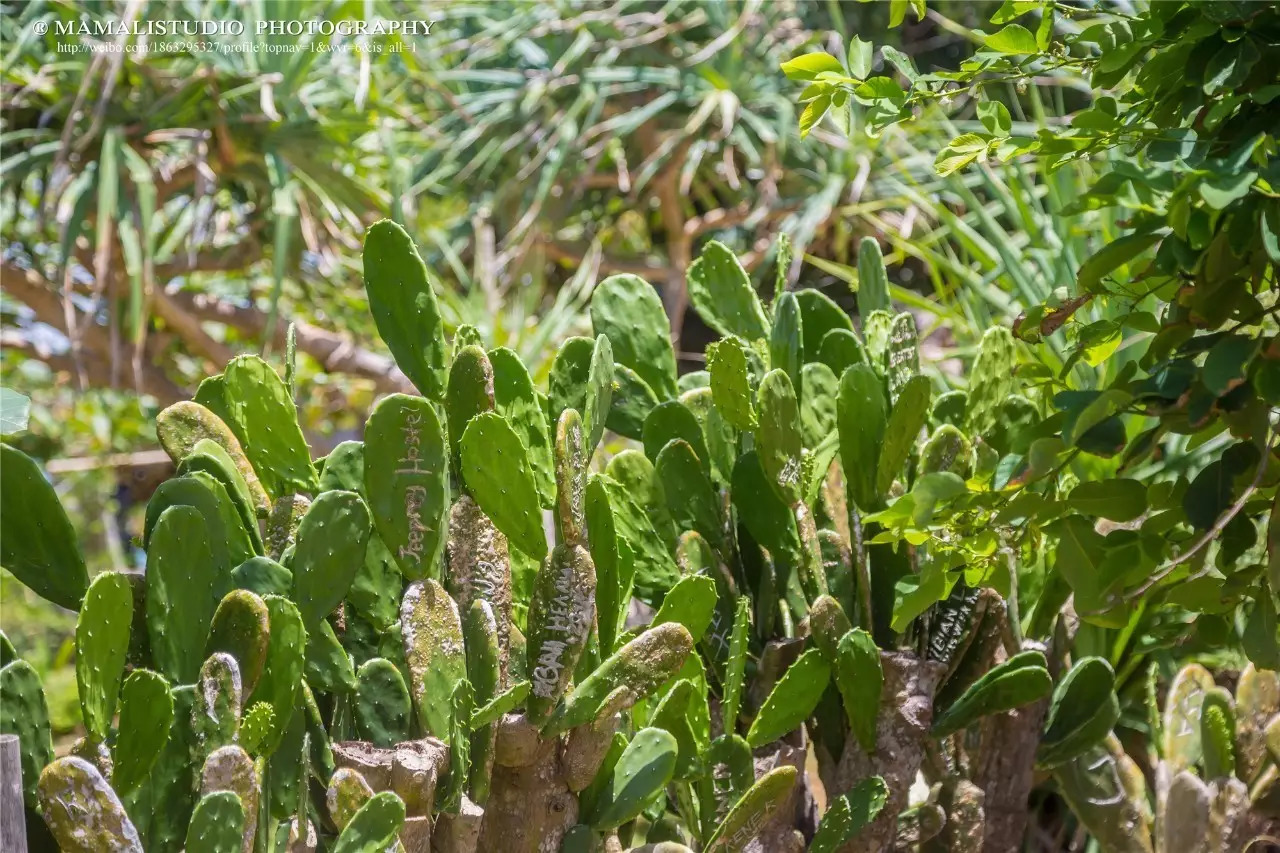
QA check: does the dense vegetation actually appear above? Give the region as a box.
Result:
[1,0,1278,851]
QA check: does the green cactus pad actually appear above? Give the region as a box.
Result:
[291,489,371,627]
[586,727,679,831]
[1163,662,1216,772]
[687,241,770,341]
[446,344,496,465]
[245,595,305,757]
[327,767,374,830]
[652,574,718,644]
[75,570,132,741]
[545,622,694,736]
[186,790,245,853]
[605,362,661,440]
[156,401,270,516]
[470,680,530,728]
[364,393,449,580]
[730,450,802,563]
[809,775,889,853]
[930,390,969,427]
[755,369,805,505]
[807,595,850,662]
[704,765,798,853]
[799,362,840,450]
[318,439,365,492]
[38,756,143,851]
[363,219,448,400]
[720,596,752,732]
[1053,740,1153,853]
[884,312,920,404]
[642,400,712,482]
[1038,656,1120,770]
[855,236,890,317]
[333,790,406,853]
[607,449,677,546]
[401,579,467,739]
[206,589,270,697]
[490,346,556,506]
[795,289,854,364]
[179,438,266,553]
[818,328,870,377]
[525,543,597,724]
[600,471,681,603]
[770,291,803,394]
[746,647,831,748]
[707,337,758,431]
[584,334,615,458]
[648,679,701,780]
[547,336,594,425]
[264,494,310,561]
[352,658,412,747]
[919,424,973,478]
[220,354,318,497]
[1200,687,1236,779]
[231,556,293,598]
[146,506,220,684]
[862,310,894,371]
[834,629,881,755]
[0,444,89,609]
[304,618,357,693]
[460,411,548,560]
[193,653,242,761]
[463,601,500,804]
[875,374,931,495]
[966,326,1019,436]
[238,702,274,755]
[441,679,474,812]
[655,440,724,553]
[144,471,258,573]
[590,273,679,401]
[0,660,54,807]
[837,364,888,511]
[112,669,172,796]
[679,386,736,486]
[125,684,197,848]
[932,650,1052,737]
[585,475,623,657]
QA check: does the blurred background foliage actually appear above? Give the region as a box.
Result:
[1,0,1115,737]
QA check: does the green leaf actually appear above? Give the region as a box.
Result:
[932,650,1052,737]
[781,52,845,82]
[985,23,1040,54]
[688,242,770,341]
[1077,232,1161,292]
[1066,479,1147,522]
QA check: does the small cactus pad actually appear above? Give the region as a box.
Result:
[705,765,799,853]
[932,650,1052,737]
[651,574,718,643]
[1164,662,1216,772]
[186,791,245,853]
[554,408,589,547]
[525,543,598,724]
[755,369,804,505]
[545,622,694,735]
[584,334,615,458]
[721,596,752,731]
[809,775,889,853]
[0,444,89,609]
[642,401,712,481]
[855,236,890,317]
[332,790,406,853]
[327,767,374,830]
[290,489,372,627]
[884,312,920,404]
[146,505,220,684]
[155,401,269,515]
[818,328,869,376]
[220,354,319,497]
[401,579,467,740]
[446,344,496,464]
[607,363,662,440]
[687,241,770,341]
[75,570,133,741]
[547,337,594,424]
[490,346,555,505]
[206,589,271,697]
[461,411,548,560]
[746,648,832,748]
[38,756,143,852]
[354,658,413,747]
[966,326,1018,436]
[112,669,173,795]
[834,628,881,755]
[796,289,855,363]
[586,728,679,831]
[1038,656,1120,770]
[837,364,888,511]
[770,291,803,395]
[590,273,678,401]
[0,659,54,806]
[876,374,931,495]
[363,219,448,400]
[656,440,723,553]
[193,653,243,759]
[364,393,449,580]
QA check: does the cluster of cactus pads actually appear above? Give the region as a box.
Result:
[2,222,1278,852]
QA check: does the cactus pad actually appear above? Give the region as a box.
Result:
[704,765,798,853]
[290,489,371,627]
[490,346,556,505]
[401,579,467,740]
[75,570,132,741]
[186,791,245,853]
[590,273,679,401]
[354,658,413,747]
[112,669,173,795]
[38,756,142,852]
[586,727,679,831]
[687,241,770,341]
[0,444,89,609]
[525,543,597,724]
[146,505,220,684]
[156,401,269,515]
[746,648,831,748]
[460,411,548,560]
